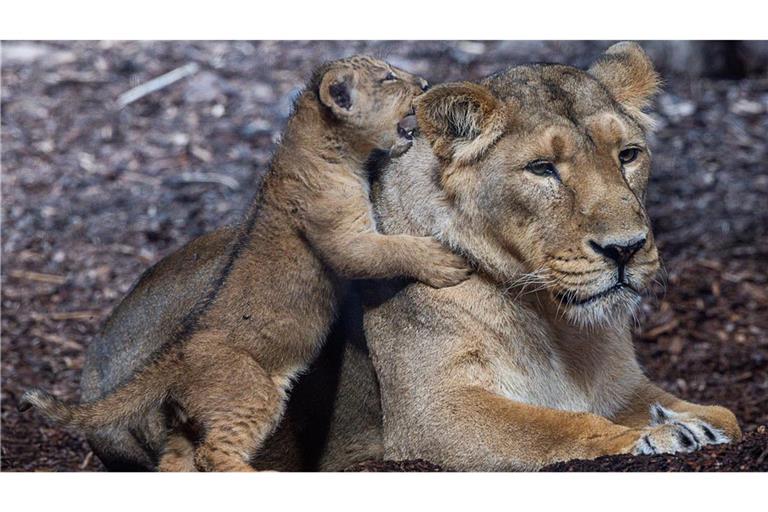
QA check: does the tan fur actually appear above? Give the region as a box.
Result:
[159,433,197,472]
[362,42,740,470]
[588,41,662,129]
[20,56,469,471]
[415,82,509,164]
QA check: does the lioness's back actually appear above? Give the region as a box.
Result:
[79,228,235,469]
[81,228,237,402]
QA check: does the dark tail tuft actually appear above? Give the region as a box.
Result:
[18,389,73,424]
[18,352,176,431]
[17,394,33,412]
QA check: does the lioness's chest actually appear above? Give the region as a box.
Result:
[492,343,605,415]
[459,286,634,418]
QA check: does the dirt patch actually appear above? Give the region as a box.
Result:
[543,427,768,472]
[345,459,444,472]
[343,429,768,472]
[2,41,766,471]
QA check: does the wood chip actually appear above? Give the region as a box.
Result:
[8,270,67,284]
[80,451,94,470]
[642,318,680,339]
[117,62,200,108]
[30,329,83,351]
[48,311,101,321]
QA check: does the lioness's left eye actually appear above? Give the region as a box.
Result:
[525,160,558,178]
[382,72,398,82]
[619,147,641,165]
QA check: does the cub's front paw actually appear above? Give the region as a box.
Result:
[632,403,731,455]
[418,240,472,288]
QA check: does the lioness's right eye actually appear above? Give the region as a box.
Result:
[618,147,641,165]
[381,72,398,83]
[525,160,558,178]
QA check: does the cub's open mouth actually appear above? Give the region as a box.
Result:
[557,282,638,307]
[397,112,417,140]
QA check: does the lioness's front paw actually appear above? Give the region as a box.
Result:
[418,240,472,288]
[632,404,731,455]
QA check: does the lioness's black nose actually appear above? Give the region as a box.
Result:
[589,237,646,266]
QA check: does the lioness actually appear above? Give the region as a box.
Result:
[20,56,469,472]
[362,42,741,470]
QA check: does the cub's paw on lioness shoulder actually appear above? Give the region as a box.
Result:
[632,403,731,455]
[413,238,472,288]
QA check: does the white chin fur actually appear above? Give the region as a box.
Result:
[562,288,642,328]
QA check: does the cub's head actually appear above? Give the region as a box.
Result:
[416,42,661,326]
[314,56,430,157]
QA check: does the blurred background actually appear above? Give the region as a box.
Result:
[2,41,767,471]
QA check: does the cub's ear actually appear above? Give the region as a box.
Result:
[318,68,357,117]
[415,82,507,164]
[588,42,661,113]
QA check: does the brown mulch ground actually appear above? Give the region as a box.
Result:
[543,427,768,472]
[2,41,767,472]
[345,459,445,472]
[349,429,768,472]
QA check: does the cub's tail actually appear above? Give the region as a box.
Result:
[19,351,178,432]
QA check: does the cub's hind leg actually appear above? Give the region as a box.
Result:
[158,432,197,472]
[192,382,284,472]
[180,341,286,472]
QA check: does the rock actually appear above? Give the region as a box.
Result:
[183,71,227,103]
[450,41,487,64]
[170,132,190,146]
[730,99,764,116]
[239,119,272,138]
[2,42,50,63]
[456,41,486,55]
[250,82,276,103]
[2,42,76,68]
[659,94,696,120]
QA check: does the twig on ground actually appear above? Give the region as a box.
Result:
[117,63,200,108]
[175,172,240,191]
[42,311,102,321]
[8,270,67,285]
[80,451,94,470]
[29,329,83,351]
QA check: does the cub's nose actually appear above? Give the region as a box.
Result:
[419,79,431,92]
[588,236,646,266]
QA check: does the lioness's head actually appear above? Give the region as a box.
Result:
[314,56,430,157]
[416,42,661,326]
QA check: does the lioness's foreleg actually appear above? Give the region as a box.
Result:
[423,386,643,470]
[610,381,740,455]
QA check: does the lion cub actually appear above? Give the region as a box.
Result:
[21,56,469,471]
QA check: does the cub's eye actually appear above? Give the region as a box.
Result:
[619,147,641,165]
[382,72,398,82]
[525,160,558,178]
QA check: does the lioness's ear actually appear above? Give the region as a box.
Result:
[588,42,661,113]
[318,68,357,117]
[415,82,506,164]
